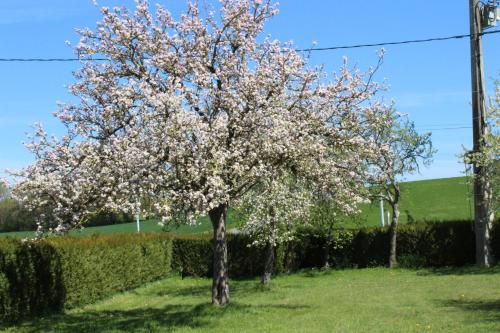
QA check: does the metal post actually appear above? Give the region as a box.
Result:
[136,212,140,233]
[136,198,141,233]
[379,198,385,227]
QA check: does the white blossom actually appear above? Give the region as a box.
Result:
[10,0,393,238]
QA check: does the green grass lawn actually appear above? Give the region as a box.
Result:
[0,177,472,238]
[3,266,499,333]
[339,176,473,229]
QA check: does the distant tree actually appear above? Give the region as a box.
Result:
[0,180,9,202]
[12,0,393,305]
[369,114,435,268]
[0,181,37,232]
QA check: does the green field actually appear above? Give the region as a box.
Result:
[0,209,243,239]
[4,267,499,333]
[0,177,472,238]
[344,176,473,228]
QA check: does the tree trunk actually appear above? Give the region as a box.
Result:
[209,204,229,305]
[389,202,400,268]
[261,241,275,284]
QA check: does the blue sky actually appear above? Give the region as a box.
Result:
[0,0,499,181]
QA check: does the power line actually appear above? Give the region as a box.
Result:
[0,58,107,62]
[296,29,500,52]
[0,30,499,62]
[418,126,472,131]
[417,122,470,126]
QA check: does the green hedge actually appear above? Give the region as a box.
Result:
[293,221,479,269]
[171,233,286,278]
[169,220,498,277]
[171,234,212,277]
[0,233,172,323]
[1,220,499,323]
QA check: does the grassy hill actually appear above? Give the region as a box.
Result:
[342,176,473,229]
[0,177,472,238]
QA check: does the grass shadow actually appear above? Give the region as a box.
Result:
[8,304,213,333]
[440,298,500,323]
[3,301,310,332]
[152,277,281,298]
[417,265,500,276]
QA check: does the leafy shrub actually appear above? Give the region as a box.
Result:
[283,220,482,269]
[171,233,286,278]
[0,233,172,323]
[84,211,133,227]
[169,220,495,277]
[397,254,427,268]
[172,234,212,277]
[228,233,286,277]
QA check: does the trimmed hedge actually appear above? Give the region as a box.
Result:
[1,220,499,323]
[0,234,172,323]
[171,233,286,278]
[170,220,493,278]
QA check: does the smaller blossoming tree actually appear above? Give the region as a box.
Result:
[369,113,435,268]
[237,172,311,284]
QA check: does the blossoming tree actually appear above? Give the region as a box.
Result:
[13,0,393,305]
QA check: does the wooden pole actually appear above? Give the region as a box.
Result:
[469,0,493,266]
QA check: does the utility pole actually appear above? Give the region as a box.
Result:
[468,0,496,266]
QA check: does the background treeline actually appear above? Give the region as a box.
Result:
[0,180,133,232]
[0,201,132,232]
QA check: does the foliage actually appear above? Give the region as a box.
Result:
[0,199,37,232]
[0,233,172,323]
[0,181,37,232]
[368,113,436,208]
[170,220,494,275]
[84,211,133,227]
[171,234,212,277]
[171,233,286,278]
